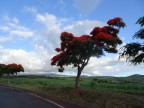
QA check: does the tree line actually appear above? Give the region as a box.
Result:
[0,63,24,78]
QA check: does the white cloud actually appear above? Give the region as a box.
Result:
[0,26,10,32]
[29,11,136,76]
[105,66,113,70]
[33,13,63,54]
[23,7,38,14]
[0,11,106,75]
[33,12,105,54]
[0,46,52,72]
[0,15,34,39]
[0,10,143,77]
[36,13,62,30]
[12,17,19,24]
[74,0,102,15]
[64,20,105,36]
[10,30,33,38]
[0,36,13,43]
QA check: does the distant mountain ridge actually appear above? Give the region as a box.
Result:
[128,74,144,78]
[126,74,144,81]
[20,73,144,78]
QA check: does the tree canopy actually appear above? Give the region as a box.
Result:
[120,16,144,65]
[0,63,24,78]
[51,17,125,88]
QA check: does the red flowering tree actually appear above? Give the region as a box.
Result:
[0,64,5,78]
[7,63,24,75]
[0,63,24,78]
[51,17,125,88]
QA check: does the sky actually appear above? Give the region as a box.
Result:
[0,0,143,76]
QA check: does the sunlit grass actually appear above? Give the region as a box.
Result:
[1,76,144,94]
[0,76,144,108]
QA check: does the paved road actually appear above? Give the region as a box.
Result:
[0,86,64,108]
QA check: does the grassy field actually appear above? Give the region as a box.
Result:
[0,75,144,108]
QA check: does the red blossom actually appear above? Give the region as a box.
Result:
[90,27,101,36]
[60,32,74,41]
[72,35,90,43]
[94,32,113,41]
[55,48,61,52]
[101,26,119,34]
[91,26,119,38]
[8,63,23,70]
[107,17,122,25]
[51,52,65,65]
[1,63,24,73]
[17,64,22,68]
[107,17,126,28]
[51,52,64,61]
[60,41,68,51]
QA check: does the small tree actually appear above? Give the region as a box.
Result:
[0,63,24,78]
[51,17,125,88]
[0,64,5,78]
[7,63,24,75]
[120,16,144,65]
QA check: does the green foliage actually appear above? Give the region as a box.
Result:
[120,16,144,65]
[134,16,144,39]
[136,16,144,26]
[133,28,144,39]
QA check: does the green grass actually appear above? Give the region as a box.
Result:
[0,75,144,108]
[1,76,144,94]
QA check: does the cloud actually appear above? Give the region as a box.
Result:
[0,46,52,73]
[0,44,142,76]
[74,0,102,15]
[0,9,143,76]
[30,11,137,76]
[10,30,33,38]
[0,26,10,32]
[0,36,13,43]
[83,56,122,76]
[33,12,105,55]
[64,20,105,36]
[36,13,60,29]
[33,13,62,53]
[0,11,106,75]
[23,7,38,14]
[0,15,34,39]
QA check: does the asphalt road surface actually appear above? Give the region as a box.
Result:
[0,86,64,108]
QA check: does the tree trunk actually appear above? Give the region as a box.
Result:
[75,70,81,89]
[75,58,90,89]
[0,74,3,79]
